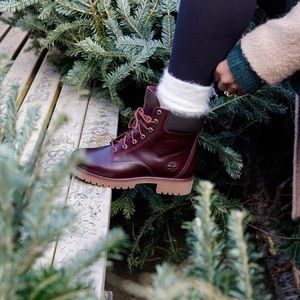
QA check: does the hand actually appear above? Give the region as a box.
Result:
[214,59,245,96]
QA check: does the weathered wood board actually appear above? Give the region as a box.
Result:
[39,84,90,172]
[1,38,45,108]
[0,13,11,41]
[52,94,119,298]
[17,50,61,163]
[0,27,27,59]
[0,24,10,42]
[35,84,90,266]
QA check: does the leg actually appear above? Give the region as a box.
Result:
[169,0,257,85]
[158,0,256,117]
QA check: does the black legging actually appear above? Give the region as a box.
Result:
[168,0,257,86]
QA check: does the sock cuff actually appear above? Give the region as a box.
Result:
[157,69,213,118]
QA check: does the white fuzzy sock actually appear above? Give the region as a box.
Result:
[157,69,213,118]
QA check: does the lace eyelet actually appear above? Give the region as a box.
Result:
[113,148,117,152]
[132,139,137,144]
[122,144,128,149]
[156,109,162,115]
[154,119,159,124]
[148,127,153,133]
[140,134,146,140]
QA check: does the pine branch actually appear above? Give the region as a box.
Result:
[75,37,126,58]
[15,106,40,158]
[3,85,18,145]
[65,228,126,275]
[227,211,253,300]
[159,0,177,51]
[65,59,95,88]
[116,0,146,39]
[185,181,224,286]
[0,0,40,12]
[17,14,48,34]
[38,2,56,20]
[55,0,90,16]
[199,132,243,179]
[43,20,90,47]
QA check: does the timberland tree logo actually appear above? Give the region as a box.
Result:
[167,161,177,170]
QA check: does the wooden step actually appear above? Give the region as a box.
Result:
[0,13,11,41]
[17,49,61,163]
[35,83,91,266]
[37,86,118,298]
[1,38,45,109]
[51,91,118,298]
[0,26,27,59]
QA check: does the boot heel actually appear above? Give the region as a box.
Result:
[156,178,194,196]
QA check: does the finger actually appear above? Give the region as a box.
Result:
[231,83,246,96]
[226,83,244,95]
[236,89,246,96]
[226,85,239,95]
[214,70,220,82]
[218,81,227,92]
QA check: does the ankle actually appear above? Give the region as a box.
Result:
[157,69,214,118]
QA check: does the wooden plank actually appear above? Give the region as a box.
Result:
[0,12,11,42]
[0,25,10,43]
[52,93,119,298]
[104,291,113,300]
[39,84,90,171]
[1,38,45,109]
[0,26,27,59]
[17,50,61,163]
[0,13,13,42]
[35,84,90,267]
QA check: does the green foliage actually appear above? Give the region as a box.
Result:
[1,2,295,289]
[199,132,243,179]
[0,54,126,299]
[112,182,242,271]
[125,181,269,300]
[0,0,292,180]
[112,185,189,270]
[209,86,291,124]
[0,0,177,112]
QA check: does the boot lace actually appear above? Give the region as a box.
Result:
[110,107,159,152]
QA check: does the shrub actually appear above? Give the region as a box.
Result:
[0,53,125,300]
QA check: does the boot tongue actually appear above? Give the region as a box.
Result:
[143,86,160,116]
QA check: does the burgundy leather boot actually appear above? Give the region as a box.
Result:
[72,86,203,195]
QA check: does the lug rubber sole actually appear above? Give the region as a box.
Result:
[73,167,194,196]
